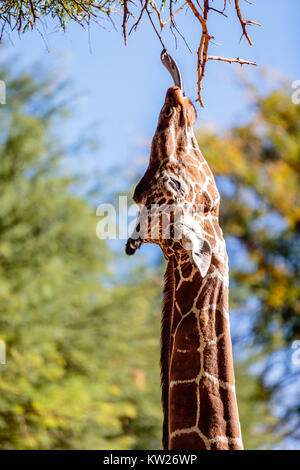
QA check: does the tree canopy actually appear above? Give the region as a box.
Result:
[0,65,164,449]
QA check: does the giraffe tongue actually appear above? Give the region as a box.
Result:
[160,49,185,96]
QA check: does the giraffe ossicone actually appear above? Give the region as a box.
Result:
[126,72,243,450]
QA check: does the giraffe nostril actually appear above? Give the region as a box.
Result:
[170,177,181,191]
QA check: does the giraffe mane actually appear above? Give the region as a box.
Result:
[161,257,175,449]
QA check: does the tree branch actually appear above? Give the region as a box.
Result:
[0,0,260,107]
[208,55,257,66]
[234,0,261,46]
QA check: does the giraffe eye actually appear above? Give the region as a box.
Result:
[170,177,181,191]
[164,106,172,117]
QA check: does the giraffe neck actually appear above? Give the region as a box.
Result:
[161,255,243,450]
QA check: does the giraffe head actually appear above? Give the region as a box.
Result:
[126,84,221,278]
[132,86,197,206]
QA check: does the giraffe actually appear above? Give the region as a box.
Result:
[126,51,243,450]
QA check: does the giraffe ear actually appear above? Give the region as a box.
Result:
[184,97,197,127]
[191,237,212,277]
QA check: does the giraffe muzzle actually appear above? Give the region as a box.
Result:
[125,237,142,256]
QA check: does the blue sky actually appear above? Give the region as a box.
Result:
[2,0,300,179]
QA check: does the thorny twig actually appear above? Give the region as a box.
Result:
[123,0,129,44]
[145,5,166,49]
[182,0,260,105]
[124,0,259,105]
[151,1,188,30]
[129,0,149,34]
[234,0,261,46]
[208,56,256,66]
[125,0,260,99]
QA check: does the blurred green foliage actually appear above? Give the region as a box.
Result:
[0,67,163,449]
[0,67,299,449]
